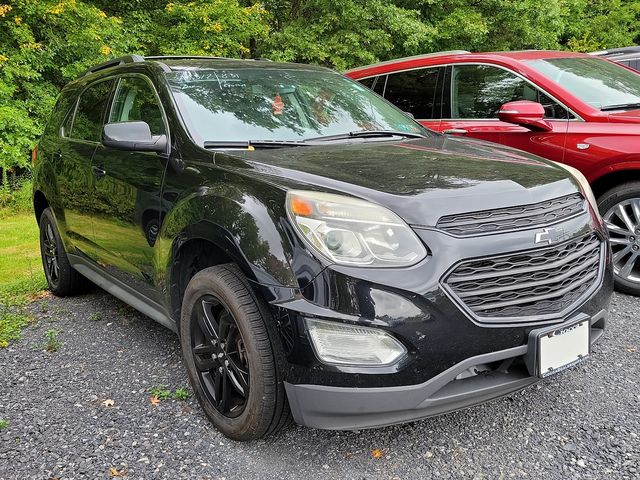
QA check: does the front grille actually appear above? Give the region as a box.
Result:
[437,193,585,236]
[444,232,603,322]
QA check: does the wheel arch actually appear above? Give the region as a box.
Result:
[591,168,640,200]
[33,189,50,224]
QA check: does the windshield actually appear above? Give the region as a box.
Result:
[165,67,427,143]
[526,57,640,110]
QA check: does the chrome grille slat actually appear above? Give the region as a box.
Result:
[437,193,585,236]
[444,232,603,322]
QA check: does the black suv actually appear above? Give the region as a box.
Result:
[33,55,613,440]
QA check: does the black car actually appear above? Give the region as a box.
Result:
[591,46,640,71]
[33,55,613,440]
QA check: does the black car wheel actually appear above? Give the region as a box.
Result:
[599,182,640,295]
[39,207,85,296]
[180,264,291,440]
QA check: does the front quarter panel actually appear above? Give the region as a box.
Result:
[156,157,323,299]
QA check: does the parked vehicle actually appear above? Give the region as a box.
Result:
[33,55,612,440]
[346,50,640,295]
[591,46,640,71]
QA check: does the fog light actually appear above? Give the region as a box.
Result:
[305,318,407,366]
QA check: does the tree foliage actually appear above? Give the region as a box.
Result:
[1,0,640,178]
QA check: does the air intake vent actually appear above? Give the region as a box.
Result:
[444,232,603,323]
[437,193,585,236]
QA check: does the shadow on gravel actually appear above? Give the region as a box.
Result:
[0,289,638,479]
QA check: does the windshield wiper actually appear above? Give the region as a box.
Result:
[203,140,308,150]
[601,102,640,111]
[308,130,426,142]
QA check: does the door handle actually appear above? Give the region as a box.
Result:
[92,165,106,179]
[442,129,468,135]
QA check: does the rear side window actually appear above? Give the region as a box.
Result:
[109,76,166,135]
[357,76,386,96]
[383,67,443,119]
[69,80,114,142]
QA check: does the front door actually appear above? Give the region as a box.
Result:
[433,64,569,163]
[90,75,170,301]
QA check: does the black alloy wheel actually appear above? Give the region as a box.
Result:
[190,295,250,418]
[180,264,291,440]
[38,207,85,296]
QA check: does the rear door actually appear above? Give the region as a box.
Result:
[355,67,445,132]
[55,78,115,258]
[90,75,170,301]
[438,64,569,162]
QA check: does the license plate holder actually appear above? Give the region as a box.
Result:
[526,314,591,378]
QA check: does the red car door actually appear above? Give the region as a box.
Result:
[428,64,569,162]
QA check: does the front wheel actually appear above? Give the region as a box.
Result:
[179,264,291,440]
[599,182,640,295]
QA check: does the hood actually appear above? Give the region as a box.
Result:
[224,135,579,226]
[607,109,640,123]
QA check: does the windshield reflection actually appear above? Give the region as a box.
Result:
[166,67,425,144]
[526,57,640,110]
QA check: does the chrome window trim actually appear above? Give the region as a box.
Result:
[354,61,584,122]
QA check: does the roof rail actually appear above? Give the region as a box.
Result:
[590,46,640,57]
[343,50,470,74]
[84,54,145,76]
[145,55,273,62]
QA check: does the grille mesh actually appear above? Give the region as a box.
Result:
[445,232,603,321]
[437,193,585,236]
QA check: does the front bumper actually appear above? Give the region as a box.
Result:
[285,310,606,430]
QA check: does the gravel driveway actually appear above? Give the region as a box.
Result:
[0,289,638,479]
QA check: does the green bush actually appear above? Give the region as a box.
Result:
[0,177,33,217]
[0,0,638,181]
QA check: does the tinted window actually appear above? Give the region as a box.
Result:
[70,80,114,142]
[384,68,442,119]
[451,65,568,119]
[358,77,376,89]
[166,68,427,143]
[109,77,166,135]
[372,75,386,95]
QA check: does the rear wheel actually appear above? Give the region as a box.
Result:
[599,182,640,295]
[180,264,291,440]
[39,207,85,296]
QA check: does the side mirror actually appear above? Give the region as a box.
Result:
[498,101,552,132]
[102,121,167,153]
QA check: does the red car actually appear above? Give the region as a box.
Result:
[346,50,640,295]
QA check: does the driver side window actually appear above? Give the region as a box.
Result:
[109,77,166,135]
[450,65,571,120]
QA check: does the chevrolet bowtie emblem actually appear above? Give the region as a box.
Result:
[534,227,565,245]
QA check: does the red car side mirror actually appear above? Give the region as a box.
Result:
[499,101,553,132]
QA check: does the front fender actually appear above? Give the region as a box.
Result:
[156,180,315,293]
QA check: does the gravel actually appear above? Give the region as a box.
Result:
[0,289,638,479]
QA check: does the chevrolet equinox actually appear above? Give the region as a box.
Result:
[32,55,613,440]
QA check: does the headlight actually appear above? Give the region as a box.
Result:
[286,190,427,267]
[555,163,602,222]
[305,318,407,366]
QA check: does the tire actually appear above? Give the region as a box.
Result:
[39,207,85,296]
[598,182,640,295]
[179,264,292,440]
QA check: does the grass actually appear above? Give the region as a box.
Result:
[44,328,60,352]
[0,213,45,303]
[149,385,191,401]
[0,419,8,430]
[89,312,102,322]
[0,194,47,347]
